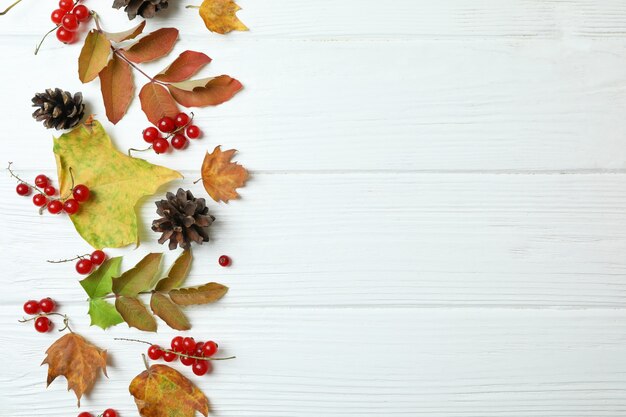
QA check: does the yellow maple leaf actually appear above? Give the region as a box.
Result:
[201,145,248,203]
[198,0,248,34]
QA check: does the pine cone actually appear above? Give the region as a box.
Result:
[112,0,168,19]
[32,88,85,130]
[152,189,215,250]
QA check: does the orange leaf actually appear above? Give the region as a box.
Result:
[122,28,179,63]
[42,333,108,406]
[99,53,134,124]
[198,0,248,34]
[130,364,210,417]
[154,51,212,83]
[104,20,146,43]
[201,146,248,202]
[168,75,242,107]
[139,82,180,125]
[78,30,111,83]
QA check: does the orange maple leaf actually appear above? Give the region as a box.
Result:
[197,0,248,35]
[201,145,248,203]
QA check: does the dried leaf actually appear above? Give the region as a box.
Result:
[115,296,157,332]
[168,75,243,107]
[88,298,124,329]
[139,82,180,126]
[130,364,209,417]
[113,253,163,296]
[78,30,111,83]
[105,21,146,43]
[42,333,107,406]
[198,0,248,34]
[154,51,212,83]
[122,28,179,64]
[201,145,248,202]
[155,250,192,292]
[169,282,228,306]
[80,257,123,298]
[53,121,182,249]
[150,292,190,330]
[99,53,134,124]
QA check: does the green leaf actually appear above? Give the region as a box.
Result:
[80,257,122,298]
[150,292,190,330]
[169,282,228,306]
[88,298,124,329]
[115,296,157,332]
[112,253,163,297]
[155,250,192,292]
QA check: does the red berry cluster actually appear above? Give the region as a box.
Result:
[143,112,202,154]
[51,0,91,44]
[75,250,107,275]
[23,298,57,333]
[78,409,117,417]
[14,172,91,215]
[148,336,219,376]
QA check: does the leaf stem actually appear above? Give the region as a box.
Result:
[0,0,22,15]
[115,338,236,361]
[185,5,200,9]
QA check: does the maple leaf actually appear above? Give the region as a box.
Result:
[42,333,108,406]
[130,364,210,417]
[201,145,248,203]
[53,121,182,248]
[197,0,248,34]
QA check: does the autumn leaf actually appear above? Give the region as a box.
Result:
[116,296,158,332]
[139,82,180,125]
[169,282,228,306]
[198,0,248,34]
[53,121,182,249]
[155,250,192,292]
[104,21,146,43]
[42,333,108,406]
[130,364,210,417]
[201,145,248,202]
[80,257,124,329]
[122,28,179,64]
[99,53,134,124]
[154,51,212,83]
[151,292,190,330]
[78,30,111,83]
[168,75,243,107]
[112,253,163,296]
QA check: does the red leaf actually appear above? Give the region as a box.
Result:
[104,21,146,43]
[99,54,134,125]
[154,51,212,83]
[139,82,180,125]
[122,28,179,64]
[167,75,243,107]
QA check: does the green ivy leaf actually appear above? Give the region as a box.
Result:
[88,298,124,329]
[80,257,123,298]
[112,253,163,297]
[155,250,192,292]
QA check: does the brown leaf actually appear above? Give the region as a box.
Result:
[155,249,192,292]
[198,0,248,34]
[78,30,111,83]
[130,364,209,417]
[168,75,243,107]
[151,292,191,330]
[139,82,180,125]
[201,145,248,202]
[112,253,163,297]
[42,333,107,406]
[104,21,146,43]
[154,51,212,83]
[115,296,158,332]
[99,53,134,124]
[169,282,228,306]
[122,28,179,64]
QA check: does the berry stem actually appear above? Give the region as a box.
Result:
[34,26,59,55]
[46,254,91,263]
[7,162,45,193]
[165,112,195,139]
[128,145,153,156]
[19,312,73,333]
[0,0,22,15]
[115,338,236,361]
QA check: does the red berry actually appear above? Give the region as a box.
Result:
[163,351,178,362]
[16,183,31,196]
[174,112,190,127]
[192,360,209,376]
[56,27,76,44]
[182,337,195,353]
[181,355,195,366]
[90,250,106,265]
[218,255,231,267]
[194,341,205,355]
[63,198,80,215]
[35,316,51,333]
[77,413,94,417]
[44,185,56,196]
[51,8,66,24]
[186,125,201,139]
[35,174,49,188]
[61,14,79,31]
[72,4,90,21]
[171,134,187,150]
[171,336,184,352]
[58,0,73,11]
[143,126,160,143]
[47,200,63,214]
[148,344,163,360]
[153,138,169,154]
[76,258,93,275]
[39,298,56,313]
[32,194,47,207]
[201,341,218,357]
[157,117,176,133]
[23,300,40,315]
[102,409,117,417]
[72,184,90,202]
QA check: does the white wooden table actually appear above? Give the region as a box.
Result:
[2,1,626,416]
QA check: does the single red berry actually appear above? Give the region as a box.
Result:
[63,198,80,215]
[142,126,160,143]
[44,185,56,196]
[76,258,93,275]
[90,250,106,265]
[201,341,218,357]
[182,337,195,353]
[35,174,49,188]
[186,125,201,139]
[23,300,40,315]
[174,112,190,127]
[171,336,184,352]
[32,194,47,207]
[163,351,178,362]
[194,341,205,355]
[47,200,63,214]
[192,360,209,376]
[153,138,169,154]
[16,183,31,196]
[102,409,117,417]
[72,184,90,202]
[58,0,73,11]
[56,27,76,44]
[147,344,163,360]
[39,298,56,313]
[51,8,66,24]
[35,316,51,333]
[72,4,90,21]
[77,412,94,417]
[218,255,231,267]
[157,117,176,133]
[180,355,195,366]
[61,14,79,31]
[171,134,187,150]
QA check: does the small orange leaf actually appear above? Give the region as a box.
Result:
[104,20,146,43]
[168,75,242,107]
[139,82,180,125]
[122,28,179,63]
[201,146,248,202]
[198,0,248,34]
[154,51,212,83]
[99,53,134,124]
[78,30,111,83]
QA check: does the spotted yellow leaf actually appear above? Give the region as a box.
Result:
[198,0,248,34]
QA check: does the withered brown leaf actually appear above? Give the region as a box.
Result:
[198,0,248,34]
[201,145,248,203]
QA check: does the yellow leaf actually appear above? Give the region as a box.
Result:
[198,0,248,34]
[78,30,111,83]
[201,145,248,203]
